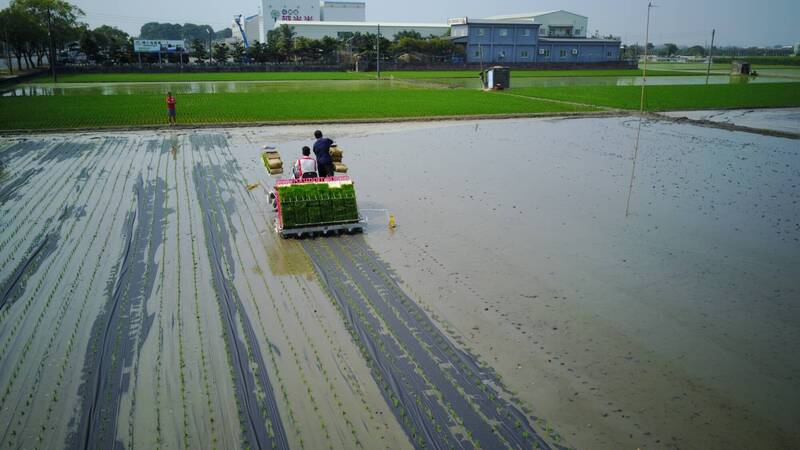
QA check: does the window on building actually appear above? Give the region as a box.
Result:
[522,29,531,37]
[560,49,567,57]
[574,28,582,36]
[477,28,486,37]
[521,50,529,58]
[499,29,508,37]
[607,51,613,57]
[539,28,547,36]
[475,50,481,57]
[499,50,506,60]
[539,49,550,57]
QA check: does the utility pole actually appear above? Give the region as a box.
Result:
[705,29,715,85]
[626,1,657,218]
[46,4,57,82]
[377,25,381,78]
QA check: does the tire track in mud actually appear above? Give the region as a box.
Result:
[339,238,554,448]
[304,241,462,449]
[200,141,309,448]
[214,138,363,449]
[72,140,166,450]
[0,137,130,447]
[303,236,554,449]
[191,135,288,450]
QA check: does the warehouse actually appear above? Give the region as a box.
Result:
[256,0,366,42]
[279,21,449,41]
[449,17,620,64]
[486,10,589,38]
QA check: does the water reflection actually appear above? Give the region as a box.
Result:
[421,75,793,89]
[1,79,402,97]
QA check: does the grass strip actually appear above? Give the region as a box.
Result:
[0,88,593,130]
[508,82,800,111]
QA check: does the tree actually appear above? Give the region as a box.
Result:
[212,42,228,63]
[268,24,295,61]
[687,45,706,57]
[6,0,84,71]
[190,38,207,63]
[214,28,232,40]
[181,23,214,42]
[230,40,245,62]
[139,22,182,40]
[394,30,422,40]
[246,40,268,63]
[79,28,99,61]
[0,8,16,73]
[663,42,678,56]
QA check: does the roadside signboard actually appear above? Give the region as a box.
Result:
[134,39,186,53]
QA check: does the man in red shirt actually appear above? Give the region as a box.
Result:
[166,91,176,126]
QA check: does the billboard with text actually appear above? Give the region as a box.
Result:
[134,40,186,53]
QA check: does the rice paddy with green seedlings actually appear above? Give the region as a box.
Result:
[507,82,800,111]
[2,66,799,131]
[0,86,596,131]
[278,182,359,228]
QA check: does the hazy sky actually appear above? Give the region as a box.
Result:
[1,0,797,46]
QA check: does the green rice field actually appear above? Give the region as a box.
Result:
[508,82,800,111]
[2,69,799,131]
[0,86,595,130]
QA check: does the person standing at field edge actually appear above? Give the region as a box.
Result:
[313,130,335,178]
[166,92,177,126]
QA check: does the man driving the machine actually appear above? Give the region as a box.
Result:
[293,146,318,179]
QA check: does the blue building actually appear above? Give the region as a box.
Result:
[448,17,621,64]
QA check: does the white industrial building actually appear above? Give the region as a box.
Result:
[255,0,366,42]
[486,10,589,38]
[234,0,445,43]
[321,1,366,22]
[277,21,449,41]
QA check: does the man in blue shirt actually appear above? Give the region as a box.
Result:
[313,130,335,178]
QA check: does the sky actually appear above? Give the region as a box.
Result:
[1,0,797,46]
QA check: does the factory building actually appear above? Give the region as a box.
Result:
[256,0,366,42]
[234,3,621,64]
[449,17,620,64]
[321,1,366,22]
[486,10,589,38]
[281,21,449,41]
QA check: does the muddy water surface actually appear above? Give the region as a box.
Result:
[0,115,798,450]
[288,116,798,450]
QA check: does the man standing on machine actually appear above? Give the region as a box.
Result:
[313,130,335,177]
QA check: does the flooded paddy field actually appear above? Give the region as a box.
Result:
[1,113,798,449]
[665,107,800,134]
[4,72,797,97]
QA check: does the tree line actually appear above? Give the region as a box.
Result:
[195,26,461,65]
[622,42,797,60]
